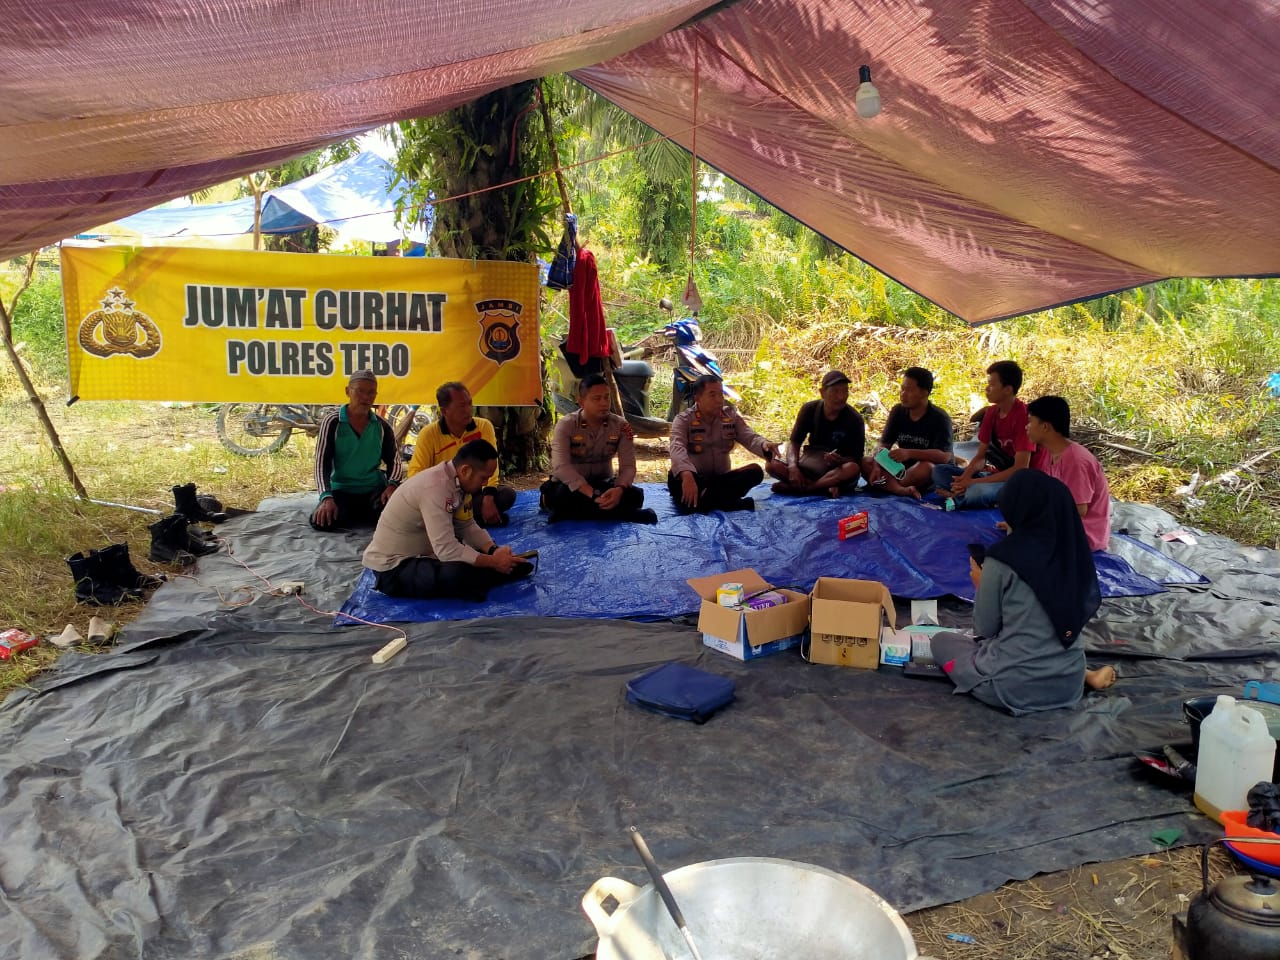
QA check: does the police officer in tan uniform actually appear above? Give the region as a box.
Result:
[541,374,659,524]
[668,374,780,513]
[363,439,532,601]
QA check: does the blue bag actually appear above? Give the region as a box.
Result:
[546,212,578,290]
[625,662,735,724]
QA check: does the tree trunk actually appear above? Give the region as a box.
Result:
[429,81,558,474]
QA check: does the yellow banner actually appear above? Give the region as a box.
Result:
[61,245,542,404]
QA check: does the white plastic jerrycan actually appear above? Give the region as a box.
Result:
[1194,695,1276,824]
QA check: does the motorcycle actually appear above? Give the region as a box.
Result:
[655,297,740,418]
[548,300,739,438]
[215,402,425,457]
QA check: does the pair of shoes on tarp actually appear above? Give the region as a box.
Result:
[149,483,228,566]
[173,483,227,524]
[67,543,166,605]
[149,514,219,566]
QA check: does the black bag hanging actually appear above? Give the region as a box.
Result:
[546,212,578,290]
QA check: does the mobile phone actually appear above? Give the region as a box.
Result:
[514,550,539,562]
[966,543,986,567]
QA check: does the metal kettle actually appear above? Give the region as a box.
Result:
[1173,841,1280,960]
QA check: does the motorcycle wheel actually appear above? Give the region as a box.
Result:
[216,403,293,456]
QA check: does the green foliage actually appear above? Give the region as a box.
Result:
[391,81,561,263]
[6,266,67,381]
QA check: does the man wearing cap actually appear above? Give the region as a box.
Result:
[668,374,781,513]
[766,370,866,497]
[311,370,405,530]
[540,373,658,524]
[406,381,517,526]
[862,366,954,499]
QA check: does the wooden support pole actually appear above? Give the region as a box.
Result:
[0,252,89,501]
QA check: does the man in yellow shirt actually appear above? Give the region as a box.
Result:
[405,381,517,526]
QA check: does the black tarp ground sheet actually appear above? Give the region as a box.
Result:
[2,495,1278,959]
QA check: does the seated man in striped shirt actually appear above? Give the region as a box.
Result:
[405,380,517,526]
[311,369,404,531]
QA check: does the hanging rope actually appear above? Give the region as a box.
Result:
[688,38,700,292]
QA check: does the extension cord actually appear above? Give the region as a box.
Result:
[279,580,304,596]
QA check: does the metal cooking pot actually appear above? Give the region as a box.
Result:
[583,856,935,960]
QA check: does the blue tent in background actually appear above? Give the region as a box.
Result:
[104,196,258,239]
[260,152,431,244]
[91,152,431,245]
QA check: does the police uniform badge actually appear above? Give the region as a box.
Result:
[475,299,523,366]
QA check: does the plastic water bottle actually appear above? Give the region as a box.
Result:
[1193,695,1276,824]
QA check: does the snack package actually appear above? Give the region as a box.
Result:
[0,628,38,660]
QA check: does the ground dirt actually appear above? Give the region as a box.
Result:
[0,403,1256,960]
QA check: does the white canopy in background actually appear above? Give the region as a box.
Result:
[3,0,1279,322]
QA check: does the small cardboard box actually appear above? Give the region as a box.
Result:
[687,569,810,661]
[807,578,898,669]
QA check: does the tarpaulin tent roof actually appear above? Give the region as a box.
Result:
[97,197,259,240]
[3,0,1279,323]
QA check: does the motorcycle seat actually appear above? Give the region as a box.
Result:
[616,359,654,379]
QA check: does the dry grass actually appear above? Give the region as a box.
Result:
[906,846,1235,960]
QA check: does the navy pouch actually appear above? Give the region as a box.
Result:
[625,662,735,724]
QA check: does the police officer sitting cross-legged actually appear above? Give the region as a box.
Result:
[363,439,532,602]
[540,373,658,524]
[668,374,780,513]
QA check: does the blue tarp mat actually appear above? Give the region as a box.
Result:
[339,483,1207,625]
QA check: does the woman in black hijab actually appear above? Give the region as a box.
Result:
[931,470,1114,715]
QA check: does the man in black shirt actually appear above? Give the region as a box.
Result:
[766,370,866,497]
[862,366,953,499]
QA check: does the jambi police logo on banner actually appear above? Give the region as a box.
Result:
[475,299,522,366]
[77,287,162,359]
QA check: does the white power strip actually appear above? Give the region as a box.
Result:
[279,581,304,596]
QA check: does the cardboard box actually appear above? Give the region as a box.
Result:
[687,569,810,661]
[806,578,898,669]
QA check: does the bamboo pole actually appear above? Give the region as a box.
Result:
[0,252,89,500]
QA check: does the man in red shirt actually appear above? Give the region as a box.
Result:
[1027,395,1112,552]
[933,360,1039,509]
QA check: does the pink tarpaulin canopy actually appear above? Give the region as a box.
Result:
[3,0,1278,323]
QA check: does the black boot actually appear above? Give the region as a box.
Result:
[94,542,166,590]
[183,521,219,555]
[67,551,136,605]
[149,516,196,566]
[173,483,227,523]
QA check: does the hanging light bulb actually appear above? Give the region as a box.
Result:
[855,64,881,119]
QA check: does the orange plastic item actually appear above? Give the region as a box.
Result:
[837,512,869,540]
[1223,809,1280,866]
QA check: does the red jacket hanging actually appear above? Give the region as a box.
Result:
[566,247,609,365]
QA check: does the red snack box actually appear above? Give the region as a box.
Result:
[837,511,869,540]
[0,628,38,659]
